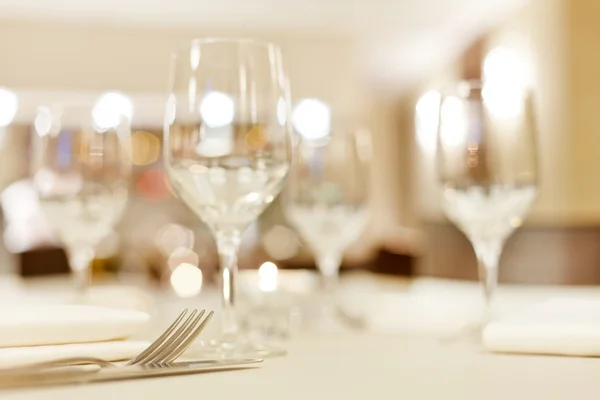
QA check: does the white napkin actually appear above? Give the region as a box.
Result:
[0,340,151,369]
[483,297,600,356]
[0,305,149,348]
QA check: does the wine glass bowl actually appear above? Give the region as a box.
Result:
[164,38,292,357]
[437,79,538,321]
[31,103,131,289]
[286,124,371,330]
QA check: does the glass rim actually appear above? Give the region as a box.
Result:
[171,37,283,57]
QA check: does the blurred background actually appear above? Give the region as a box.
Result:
[0,0,597,287]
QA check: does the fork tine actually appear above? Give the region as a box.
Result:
[162,310,214,363]
[127,309,196,366]
[126,309,188,366]
[148,310,206,364]
[137,309,201,365]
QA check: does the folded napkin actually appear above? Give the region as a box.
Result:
[483,297,600,356]
[0,340,150,369]
[0,305,149,348]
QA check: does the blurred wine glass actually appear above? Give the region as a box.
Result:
[437,79,538,322]
[286,124,371,330]
[164,38,292,357]
[30,101,131,290]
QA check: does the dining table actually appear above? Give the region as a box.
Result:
[1,273,599,400]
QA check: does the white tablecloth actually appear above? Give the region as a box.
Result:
[2,274,600,400]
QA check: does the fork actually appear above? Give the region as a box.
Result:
[8,309,214,372]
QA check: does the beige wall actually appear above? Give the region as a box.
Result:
[568,0,600,223]
[0,20,364,112]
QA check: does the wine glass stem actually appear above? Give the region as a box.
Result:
[317,254,342,291]
[69,246,95,292]
[317,254,342,316]
[216,229,242,336]
[473,240,502,323]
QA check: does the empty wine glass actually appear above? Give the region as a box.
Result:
[30,102,131,290]
[286,124,371,331]
[436,79,538,323]
[164,38,292,357]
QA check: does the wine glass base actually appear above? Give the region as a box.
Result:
[185,336,286,359]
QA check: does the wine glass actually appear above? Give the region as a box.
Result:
[30,103,131,290]
[164,38,292,358]
[286,125,371,331]
[436,79,538,323]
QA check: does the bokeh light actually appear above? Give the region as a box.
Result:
[34,107,53,137]
[415,91,441,154]
[199,91,235,128]
[0,88,18,127]
[131,131,160,166]
[92,92,133,131]
[155,223,195,256]
[482,47,526,118]
[168,247,199,270]
[170,263,203,298]
[482,84,524,118]
[439,96,467,148]
[483,47,527,87]
[292,98,331,140]
[136,168,171,203]
[258,261,278,292]
[195,127,234,157]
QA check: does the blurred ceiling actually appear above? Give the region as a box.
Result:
[0,0,526,90]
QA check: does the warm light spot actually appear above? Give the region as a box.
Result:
[483,47,527,87]
[136,168,170,203]
[92,92,133,131]
[245,125,267,150]
[199,91,235,128]
[292,98,331,140]
[155,223,194,255]
[482,84,524,118]
[415,91,441,154]
[131,131,160,166]
[1,180,41,223]
[171,263,203,298]
[34,107,53,137]
[439,96,467,148]
[168,247,199,270]
[0,88,18,127]
[195,127,233,157]
[258,261,278,292]
[482,47,526,118]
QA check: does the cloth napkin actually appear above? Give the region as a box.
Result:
[483,297,600,356]
[0,340,151,369]
[0,305,149,347]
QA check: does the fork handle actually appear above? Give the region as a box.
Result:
[5,357,115,373]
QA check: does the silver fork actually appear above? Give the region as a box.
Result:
[8,309,214,372]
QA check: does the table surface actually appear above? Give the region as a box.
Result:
[2,274,600,400]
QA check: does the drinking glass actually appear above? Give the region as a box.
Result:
[164,38,292,357]
[30,103,131,290]
[436,79,538,322]
[286,125,371,330]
